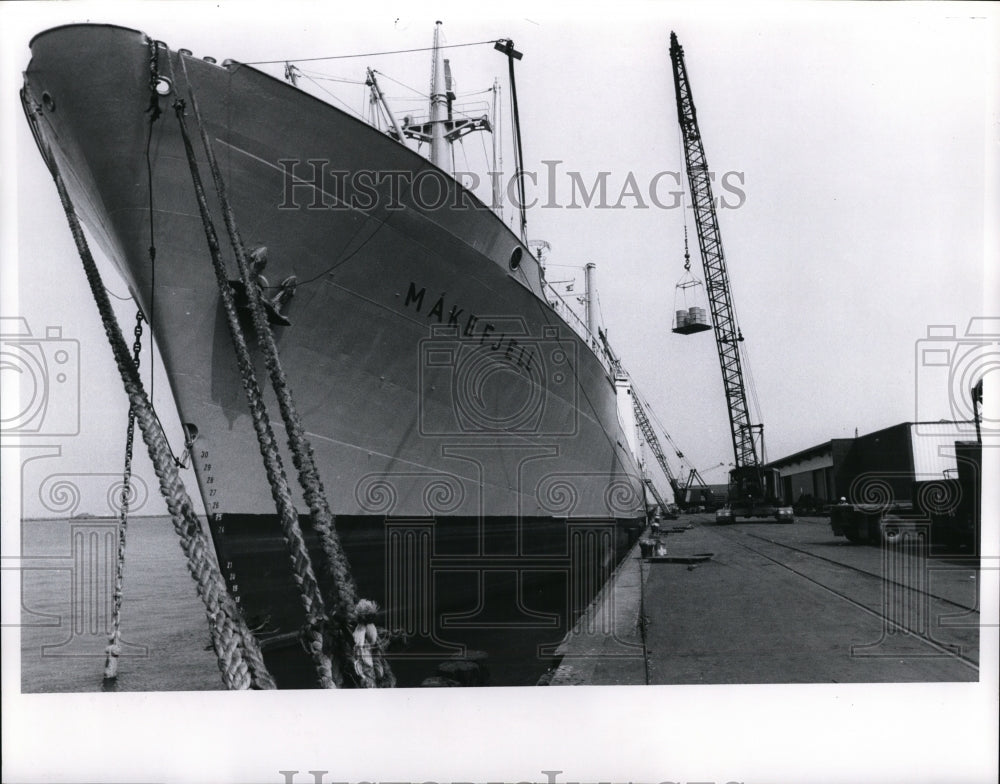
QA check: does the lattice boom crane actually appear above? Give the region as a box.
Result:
[669,31,766,507]
[598,328,683,511]
[632,396,682,505]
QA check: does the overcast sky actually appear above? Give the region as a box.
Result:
[3,3,996,518]
[4,2,996,520]
[1,2,997,781]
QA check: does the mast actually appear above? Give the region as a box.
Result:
[491,77,503,217]
[395,22,492,172]
[428,21,449,169]
[584,262,598,337]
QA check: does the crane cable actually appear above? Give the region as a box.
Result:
[673,83,764,459]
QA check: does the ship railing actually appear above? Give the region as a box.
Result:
[400,100,491,129]
[454,100,492,121]
[542,281,615,375]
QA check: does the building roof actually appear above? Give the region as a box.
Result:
[765,420,977,471]
[765,440,839,470]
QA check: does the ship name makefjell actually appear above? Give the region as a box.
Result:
[403,281,536,372]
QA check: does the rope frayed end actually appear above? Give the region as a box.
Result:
[103,641,121,680]
[351,599,394,687]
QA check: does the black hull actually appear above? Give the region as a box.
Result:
[23,23,649,687]
[212,513,644,687]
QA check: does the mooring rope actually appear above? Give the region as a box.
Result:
[103,310,143,682]
[177,55,394,688]
[25,99,275,690]
[103,41,164,682]
[167,57,339,689]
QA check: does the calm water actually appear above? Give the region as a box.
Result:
[20,516,225,692]
[19,515,590,690]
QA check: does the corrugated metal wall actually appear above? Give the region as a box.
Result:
[768,422,972,505]
[837,423,913,502]
[909,423,964,478]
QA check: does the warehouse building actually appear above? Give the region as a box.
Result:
[765,420,976,508]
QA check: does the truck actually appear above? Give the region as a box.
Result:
[829,423,981,549]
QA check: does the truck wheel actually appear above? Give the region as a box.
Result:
[844,528,863,544]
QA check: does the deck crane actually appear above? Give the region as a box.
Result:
[598,329,684,514]
[632,395,682,507]
[642,471,673,519]
[668,32,768,515]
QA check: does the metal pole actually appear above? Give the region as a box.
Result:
[491,78,502,215]
[428,22,448,170]
[584,262,597,337]
[367,68,407,145]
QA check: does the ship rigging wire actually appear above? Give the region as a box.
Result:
[294,46,513,228]
[374,69,495,127]
[295,69,366,120]
[372,68,426,99]
[243,39,502,66]
[293,70,367,85]
[279,209,390,290]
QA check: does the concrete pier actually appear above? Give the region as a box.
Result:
[547,514,979,684]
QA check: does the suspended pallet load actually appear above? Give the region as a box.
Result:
[671,226,711,334]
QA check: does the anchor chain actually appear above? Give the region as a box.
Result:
[103,310,144,682]
[23,66,275,690]
[145,37,162,122]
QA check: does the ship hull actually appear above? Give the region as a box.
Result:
[24,24,646,686]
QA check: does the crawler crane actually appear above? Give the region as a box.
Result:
[669,32,771,516]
